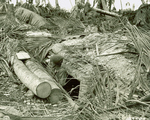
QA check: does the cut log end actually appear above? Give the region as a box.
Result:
[36,81,52,98]
[49,88,62,104]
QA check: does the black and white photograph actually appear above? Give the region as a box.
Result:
[0,0,149,119]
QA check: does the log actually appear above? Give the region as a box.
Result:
[92,7,121,17]
[13,58,51,98]
[74,2,121,17]
[25,59,62,104]
[25,59,60,90]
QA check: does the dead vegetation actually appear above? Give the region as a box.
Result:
[0,1,150,120]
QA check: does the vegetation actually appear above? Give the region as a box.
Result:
[1,0,150,120]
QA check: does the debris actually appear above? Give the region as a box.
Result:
[24,90,34,98]
[16,51,30,60]
[48,89,63,105]
[26,31,52,37]
[25,59,62,103]
[13,57,51,98]
[25,59,60,90]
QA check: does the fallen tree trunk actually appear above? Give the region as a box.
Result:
[13,58,51,98]
[92,7,121,17]
[25,59,62,104]
[25,59,60,90]
[71,2,120,19]
[25,59,79,107]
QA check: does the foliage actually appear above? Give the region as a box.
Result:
[1,1,150,119]
[23,36,60,62]
[0,3,32,41]
[133,4,150,29]
[93,0,115,11]
[0,2,7,13]
[97,17,122,32]
[21,3,39,13]
[122,10,136,24]
[19,2,70,19]
[15,7,58,30]
[124,22,150,98]
[14,4,79,35]
[47,7,70,18]
[75,64,142,120]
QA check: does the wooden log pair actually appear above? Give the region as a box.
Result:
[13,57,61,99]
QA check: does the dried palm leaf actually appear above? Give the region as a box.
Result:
[15,7,57,29]
[23,37,59,61]
[124,22,150,98]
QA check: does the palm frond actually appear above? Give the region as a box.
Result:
[124,22,150,98]
[21,3,39,13]
[15,7,57,29]
[0,57,18,83]
[126,23,150,72]
[23,37,59,61]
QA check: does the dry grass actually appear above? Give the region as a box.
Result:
[125,22,150,96]
[75,64,150,119]
[70,20,150,119]
[1,11,150,119]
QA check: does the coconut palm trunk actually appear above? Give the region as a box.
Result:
[55,0,60,9]
[47,0,52,8]
[109,0,112,11]
[141,0,146,4]
[120,0,123,14]
[75,0,85,4]
[101,0,109,11]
